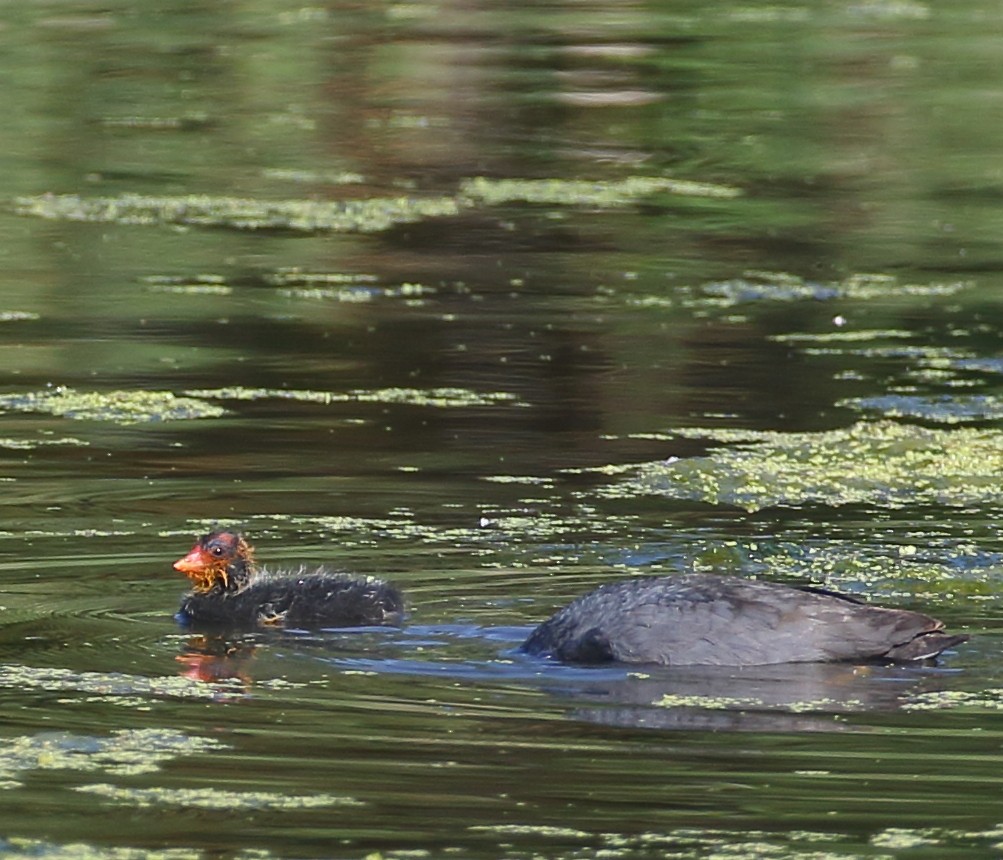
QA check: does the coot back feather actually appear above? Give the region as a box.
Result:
[521,574,967,666]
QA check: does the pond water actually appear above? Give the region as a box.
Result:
[2,1,1003,858]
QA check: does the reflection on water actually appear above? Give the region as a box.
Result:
[175,634,256,686]
[1,0,1003,857]
[174,624,968,735]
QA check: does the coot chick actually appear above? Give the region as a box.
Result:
[521,574,967,666]
[172,530,405,630]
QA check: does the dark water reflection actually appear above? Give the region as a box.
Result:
[2,0,1003,858]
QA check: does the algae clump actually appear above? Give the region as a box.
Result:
[15,174,739,236]
[600,420,1003,512]
[0,387,226,424]
[14,192,462,233]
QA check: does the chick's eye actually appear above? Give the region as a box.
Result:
[210,545,224,557]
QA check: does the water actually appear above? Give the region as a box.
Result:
[1,1,1002,857]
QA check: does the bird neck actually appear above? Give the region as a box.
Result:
[221,556,253,592]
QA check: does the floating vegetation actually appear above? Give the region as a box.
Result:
[654,692,862,713]
[654,693,765,711]
[692,271,968,308]
[276,285,433,302]
[0,435,87,450]
[699,278,841,304]
[0,839,200,860]
[468,824,593,839]
[468,825,876,858]
[904,688,1003,711]
[14,192,462,234]
[16,174,739,235]
[186,386,525,409]
[74,783,364,810]
[772,329,914,344]
[842,394,1003,424]
[146,284,233,295]
[0,729,225,788]
[271,277,433,303]
[481,475,556,486]
[262,167,366,185]
[266,269,380,286]
[98,113,211,130]
[0,664,240,702]
[596,420,1003,512]
[142,274,233,295]
[460,175,741,206]
[870,829,939,850]
[954,357,1003,375]
[622,272,971,315]
[276,287,376,303]
[0,387,227,424]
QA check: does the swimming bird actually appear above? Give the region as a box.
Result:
[521,574,967,666]
[172,529,405,630]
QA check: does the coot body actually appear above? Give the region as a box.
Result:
[521,574,967,666]
[173,530,404,630]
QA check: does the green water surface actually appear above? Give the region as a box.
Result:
[0,1,1001,858]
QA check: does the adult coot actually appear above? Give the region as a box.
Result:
[521,574,967,666]
[172,529,405,630]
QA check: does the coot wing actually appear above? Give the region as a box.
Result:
[522,575,793,665]
[597,584,831,665]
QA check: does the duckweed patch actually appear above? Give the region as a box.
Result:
[459,175,741,206]
[16,174,739,236]
[98,113,211,130]
[0,664,241,701]
[266,269,380,286]
[146,284,234,295]
[0,839,200,860]
[176,507,632,556]
[74,783,364,810]
[954,357,1003,375]
[277,283,434,302]
[481,475,556,486]
[0,387,227,424]
[0,729,225,788]
[654,693,764,711]
[261,167,366,185]
[903,688,1003,711]
[596,420,1003,512]
[690,271,968,308]
[772,329,914,344]
[15,192,462,233]
[186,385,525,408]
[841,394,1003,424]
[468,825,878,858]
[654,692,864,714]
[0,435,87,450]
[468,824,593,840]
[870,828,940,849]
[691,538,984,597]
[143,274,234,296]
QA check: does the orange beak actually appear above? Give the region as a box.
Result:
[174,545,211,574]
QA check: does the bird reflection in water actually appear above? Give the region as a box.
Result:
[176,634,257,687]
[552,659,963,732]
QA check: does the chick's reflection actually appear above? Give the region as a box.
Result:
[177,635,257,685]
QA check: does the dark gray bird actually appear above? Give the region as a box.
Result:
[521,574,967,666]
